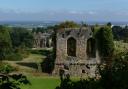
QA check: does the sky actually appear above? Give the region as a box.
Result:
[0,0,128,22]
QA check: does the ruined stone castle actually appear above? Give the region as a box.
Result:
[33,32,52,48]
[53,27,101,77]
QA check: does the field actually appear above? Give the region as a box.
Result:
[20,75,60,89]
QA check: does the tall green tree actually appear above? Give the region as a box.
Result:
[0,25,12,61]
[10,27,33,48]
[95,26,114,58]
[94,25,115,89]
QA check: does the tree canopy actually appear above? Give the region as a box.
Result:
[94,25,114,58]
[0,25,12,61]
[57,21,80,29]
[10,27,33,48]
[112,26,128,42]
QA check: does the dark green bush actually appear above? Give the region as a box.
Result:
[5,53,23,61]
[0,63,15,74]
[0,74,30,89]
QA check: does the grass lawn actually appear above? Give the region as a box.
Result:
[23,53,45,63]
[20,76,60,89]
[20,73,80,89]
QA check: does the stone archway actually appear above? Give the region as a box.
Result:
[86,38,96,58]
[67,37,76,57]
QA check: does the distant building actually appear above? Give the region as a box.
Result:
[53,27,101,77]
[33,32,52,48]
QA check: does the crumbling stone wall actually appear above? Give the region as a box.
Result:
[33,32,52,48]
[53,27,101,77]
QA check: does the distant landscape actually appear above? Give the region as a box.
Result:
[0,21,128,28]
[0,0,128,89]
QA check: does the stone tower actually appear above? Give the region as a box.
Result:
[53,27,100,77]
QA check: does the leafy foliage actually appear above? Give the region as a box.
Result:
[99,52,128,89]
[112,26,128,42]
[0,25,12,61]
[10,27,33,48]
[0,63,15,74]
[5,53,23,61]
[0,62,30,89]
[56,21,80,29]
[32,27,46,33]
[94,26,114,58]
[0,74,30,89]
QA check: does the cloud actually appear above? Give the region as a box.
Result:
[88,11,96,15]
[0,8,128,22]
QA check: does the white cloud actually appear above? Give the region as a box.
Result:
[88,11,96,15]
[0,8,128,21]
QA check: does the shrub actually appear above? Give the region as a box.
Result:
[0,63,15,74]
[0,74,30,89]
[5,53,23,61]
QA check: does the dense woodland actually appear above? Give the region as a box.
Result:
[0,21,128,89]
[112,25,128,42]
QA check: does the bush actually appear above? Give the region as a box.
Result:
[99,52,128,89]
[0,63,15,74]
[15,47,30,58]
[5,53,23,61]
[56,78,103,89]
[0,62,30,89]
[0,74,30,89]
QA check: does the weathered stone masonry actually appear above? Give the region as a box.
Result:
[33,32,52,48]
[53,27,101,77]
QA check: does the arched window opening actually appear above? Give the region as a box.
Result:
[82,70,85,73]
[86,38,96,58]
[67,37,76,57]
[40,39,43,47]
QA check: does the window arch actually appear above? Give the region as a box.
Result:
[86,38,96,58]
[67,37,76,57]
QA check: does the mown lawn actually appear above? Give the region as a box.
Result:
[20,74,80,89]
[20,76,60,89]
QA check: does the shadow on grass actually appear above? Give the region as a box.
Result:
[30,49,52,56]
[16,62,38,70]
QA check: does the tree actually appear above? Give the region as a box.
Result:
[99,52,128,89]
[94,25,115,89]
[112,26,128,42]
[107,22,112,27]
[10,27,33,48]
[57,21,80,29]
[112,26,123,40]
[95,26,114,58]
[0,25,12,61]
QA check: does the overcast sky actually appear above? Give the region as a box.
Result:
[0,0,128,21]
